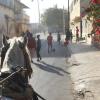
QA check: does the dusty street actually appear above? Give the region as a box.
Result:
[30,34,74,100]
[69,41,100,100]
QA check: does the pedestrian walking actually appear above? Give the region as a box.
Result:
[65,29,71,45]
[47,32,53,53]
[26,30,36,62]
[64,38,69,46]
[57,32,61,45]
[76,26,79,42]
[70,29,73,42]
[36,35,42,62]
[66,29,71,41]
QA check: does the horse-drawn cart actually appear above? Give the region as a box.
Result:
[0,35,46,100]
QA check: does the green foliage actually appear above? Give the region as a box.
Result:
[41,7,68,31]
[86,3,100,23]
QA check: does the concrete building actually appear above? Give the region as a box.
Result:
[0,0,14,38]
[0,0,29,47]
[15,11,30,36]
[70,0,92,39]
[15,0,30,36]
[70,0,80,35]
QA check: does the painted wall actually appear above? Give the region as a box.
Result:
[70,0,81,35]
[70,0,93,38]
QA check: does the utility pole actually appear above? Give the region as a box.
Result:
[13,0,17,34]
[37,0,41,23]
[5,15,9,35]
[68,0,70,30]
[32,0,41,23]
[63,6,65,34]
[65,0,70,40]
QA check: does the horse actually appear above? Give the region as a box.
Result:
[0,35,38,100]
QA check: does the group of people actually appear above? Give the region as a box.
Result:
[25,27,80,62]
[26,30,54,62]
[26,31,58,62]
[24,30,41,62]
[65,26,80,43]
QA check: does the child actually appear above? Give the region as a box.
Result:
[47,33,53,53]
[64,38,69,46]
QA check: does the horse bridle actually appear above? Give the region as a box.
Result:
[1,44,10,68]
[0,41,46,100]
[0,43,28,71]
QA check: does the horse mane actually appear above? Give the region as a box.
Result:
[1,36,33,79]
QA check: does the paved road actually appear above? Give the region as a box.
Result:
[69,42,100,100]
[30,34,74,100]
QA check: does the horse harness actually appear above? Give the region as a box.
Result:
[0,44,33,100]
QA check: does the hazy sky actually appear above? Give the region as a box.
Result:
[21,0,72,23]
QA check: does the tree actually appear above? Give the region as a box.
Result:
[85,0,100,30]
[41,6,68,33]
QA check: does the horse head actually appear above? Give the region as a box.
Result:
[0,35,33,79]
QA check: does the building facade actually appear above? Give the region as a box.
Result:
[15,0,30,36]
[16,11,30,35]
[70,0,80,36]
[0,0,29,47]
[70,0,92,40]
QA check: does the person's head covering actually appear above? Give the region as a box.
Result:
[49,32,51,35]
[26,30,29,33]
[37,35,40,38]
[76,26,78,29]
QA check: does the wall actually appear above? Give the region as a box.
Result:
[15,12,29,35]
[70,0,92,38]
[70,0,81,35]
[81,0,92,38]
[70,0,80,22]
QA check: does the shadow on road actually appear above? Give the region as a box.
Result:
[34,39,71,58]
[32,61,70,76]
